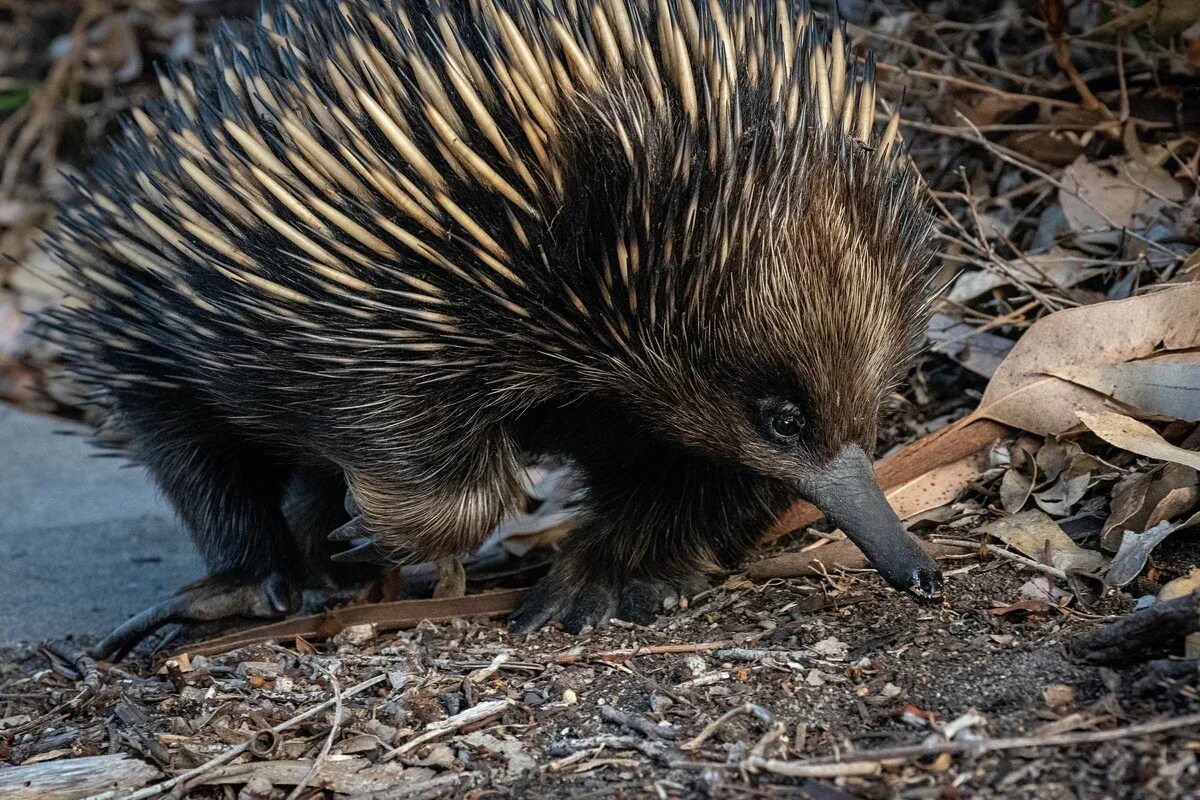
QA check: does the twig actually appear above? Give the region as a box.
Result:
[545,735,676,764]
[553,640,737,665]
[42,641,101,701]
[1039,0,1114,119]
[744,756,881,778]
[84,674,388,800]
[681,703,776,751]
[600,706,677,740]
[284,663,343,800]
[678,712,1200,773]
[931,537,1069,580]
[716,648,811,663]
[382,698,513,761]
[951,112,1178,260]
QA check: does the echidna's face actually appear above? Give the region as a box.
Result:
[619,163,942,600]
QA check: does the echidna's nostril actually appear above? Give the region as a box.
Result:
[908,566,944,600]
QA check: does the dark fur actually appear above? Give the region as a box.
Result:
[41,0,936,635]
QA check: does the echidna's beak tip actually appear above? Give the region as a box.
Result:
[906,564,943,600]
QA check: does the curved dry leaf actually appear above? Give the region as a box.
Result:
[1160,564,1200,602]
[1077,410,1200,471]
[1060,158,1143,231]
[1105,520,1178,588]
[981,510,1107,574]
[1101,463,1197,551]
[1051,353,1200,422]
[971,285,1200,435]
[887,451,986,520]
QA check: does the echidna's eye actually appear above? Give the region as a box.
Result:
[760,399,805,444]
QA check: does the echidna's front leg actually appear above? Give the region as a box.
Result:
[509,456,778,634]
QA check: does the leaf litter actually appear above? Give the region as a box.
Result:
[3,0,1200,797]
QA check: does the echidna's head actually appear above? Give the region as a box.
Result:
[594,128,942,599]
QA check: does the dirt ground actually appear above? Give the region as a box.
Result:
[2,558,1198,799]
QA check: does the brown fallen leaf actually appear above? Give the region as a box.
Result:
[1160,566,1200,602]
[980,510,1107,574]
[1059,157,1146,231]
[990,598,1056,618]
[1077,411,1200,471]
[1079,0,1200,39]
[1102,463,1197,550]
[970,285,1200,436]
[886,451,989,520]
[1053,352,1200,423]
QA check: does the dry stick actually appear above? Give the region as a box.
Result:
[743,757,881,779]
[850,23,1059,91]
[1040,0,1114,119]
[682,704,776,752]
[931,537,1069,580]
[553,640,738,665]
[381,698,514,761]
[677,712,1200,777]
[952,113,1178,261]
[284,664,343,800]
[766,712,1200,768]
[84,674,387,800]
[872,61,1075,111]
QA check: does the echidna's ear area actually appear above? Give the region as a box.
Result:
[36,0,933,419]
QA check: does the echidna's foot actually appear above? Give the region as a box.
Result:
[90,571,300,661]
[510,568,708,634]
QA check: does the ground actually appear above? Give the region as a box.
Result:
[2,406,1199,799]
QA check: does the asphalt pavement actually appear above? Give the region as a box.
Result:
[0,406,201,644]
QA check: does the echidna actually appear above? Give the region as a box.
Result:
[42,0,942,658]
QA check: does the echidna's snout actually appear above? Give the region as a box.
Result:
[797,446,943,601]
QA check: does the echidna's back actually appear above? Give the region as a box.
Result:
[41,0,914,418]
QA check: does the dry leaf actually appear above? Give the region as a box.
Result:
[1102,463,1197,551]
[1082,0,1200,39]
[1159,565,1200,601]
[1059,158,1145,231]
[1077,411,1200,471]
[981,510,1107,574]
[972,285,1200,435]
[927,314,1014,378]
[1033,471,1091,517]
[947,249,1104,304]
[886,451,987,519]
[1105,521,1179,588]
[1052,352,1200,422]
[1000,466,1034,513]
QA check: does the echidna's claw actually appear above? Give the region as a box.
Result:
[330,536,390,564]
[90,571,300,661]
[510,568,706,635]
[327,515,364,542]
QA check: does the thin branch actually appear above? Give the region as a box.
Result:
[284,663,343,800]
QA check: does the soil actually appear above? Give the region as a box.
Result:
[3,560,1197,799]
